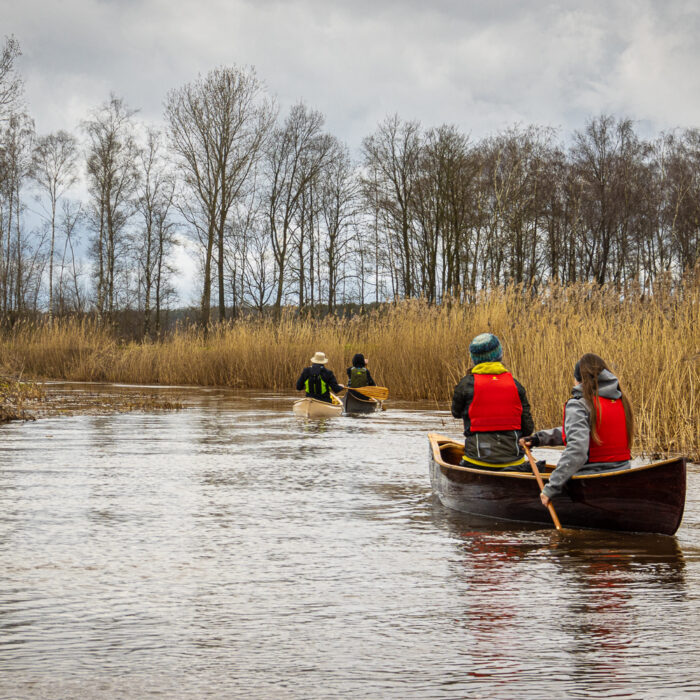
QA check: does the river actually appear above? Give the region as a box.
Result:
[1,385,699,698]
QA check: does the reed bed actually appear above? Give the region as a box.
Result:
[0,280,698,459]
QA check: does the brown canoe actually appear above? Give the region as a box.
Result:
[428,433,686,535]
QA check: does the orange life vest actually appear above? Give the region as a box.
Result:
[562,397,631,462]
[468,372,523,431]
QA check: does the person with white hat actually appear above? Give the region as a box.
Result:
[295,351,344,403]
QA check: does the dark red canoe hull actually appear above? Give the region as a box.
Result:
[428,433,686,535]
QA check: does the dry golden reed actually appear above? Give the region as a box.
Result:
[0,280,698,459]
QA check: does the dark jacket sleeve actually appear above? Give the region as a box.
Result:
[451,375,473,419]
[346,367,352,380]
[296,367,308,391]
[323,368,343,393]
[365,369,376,386]
[514,379,534,435]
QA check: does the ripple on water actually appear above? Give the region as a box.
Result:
[0,386,699,698]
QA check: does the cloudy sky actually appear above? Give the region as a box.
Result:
[5,0,700,151]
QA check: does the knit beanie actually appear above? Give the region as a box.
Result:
[469,333,503,365]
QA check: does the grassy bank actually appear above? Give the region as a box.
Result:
[0,280,698,459]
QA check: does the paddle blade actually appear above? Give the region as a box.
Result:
[351,385,389,401]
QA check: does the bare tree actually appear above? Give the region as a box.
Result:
[569,115,646,285]
[244,220,277,314]
[319,138,358,311]
[362,115,421,298]
[265,102,334,314]
[32,130,79,319]
[0,111,34,316]
[134,128,178,336]
[82,95,140,317]
[55,200,85,313]
[165,66,274,324]
[0,36,22,125]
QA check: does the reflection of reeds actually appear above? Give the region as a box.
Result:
[0,280,698,459]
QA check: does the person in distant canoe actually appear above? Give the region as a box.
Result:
[451,333,534,470]
[346,353,376,400]
[523,353,634,507]
[296,351,344,403]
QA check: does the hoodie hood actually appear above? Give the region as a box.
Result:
[571,368,622,400]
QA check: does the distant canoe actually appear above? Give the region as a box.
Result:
[428,433,686,535]
[342,389,381,414]
[293,394,343,418]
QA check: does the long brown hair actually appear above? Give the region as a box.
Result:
[577,353,634,446]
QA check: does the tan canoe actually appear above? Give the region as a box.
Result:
[292,393,343,418]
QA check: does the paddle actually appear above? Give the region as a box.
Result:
[342,385,389,401]
[520,439,562,531]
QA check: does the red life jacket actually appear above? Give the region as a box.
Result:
[562,397,631,462]
[468,372,523,432]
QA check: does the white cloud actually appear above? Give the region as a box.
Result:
[6,0,699,147]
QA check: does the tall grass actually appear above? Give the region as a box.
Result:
[1,280,698,459]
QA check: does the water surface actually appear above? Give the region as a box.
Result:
[1,386,699,698]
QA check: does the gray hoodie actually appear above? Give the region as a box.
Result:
[535,369,631,499]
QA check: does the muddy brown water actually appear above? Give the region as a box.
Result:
[1,384,699,699]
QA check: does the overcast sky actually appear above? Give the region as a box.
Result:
[5,0,700,151]
[4,0,700,304]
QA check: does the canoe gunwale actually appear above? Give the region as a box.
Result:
[428,432,685,482]
[346,390,378,404]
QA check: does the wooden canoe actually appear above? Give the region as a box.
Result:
[342,389,381,414]
[292,394,343,418]
[428,433,686,535]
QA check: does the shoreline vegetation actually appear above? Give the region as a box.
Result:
[0,281,697,460]
[0,377,184,423]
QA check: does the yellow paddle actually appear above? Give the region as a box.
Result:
[343,385,389,401]
[520,439,562,530]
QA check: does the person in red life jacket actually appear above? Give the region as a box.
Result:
[346,353,376,400]
[451,333,534,470]
[296,351,344,403]
[523,353,634,507]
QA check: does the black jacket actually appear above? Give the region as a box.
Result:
[451,368,534,464]
[296,364,343,402]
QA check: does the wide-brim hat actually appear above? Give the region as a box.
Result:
[310,351,329,364]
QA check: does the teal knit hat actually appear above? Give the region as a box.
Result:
[469,333,503,364]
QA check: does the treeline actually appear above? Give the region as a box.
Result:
[1,36,699,335]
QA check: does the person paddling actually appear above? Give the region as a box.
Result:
[523,353,634,508]
[346,353,376,400]
[451,333,534,470]
[296,351,344,403]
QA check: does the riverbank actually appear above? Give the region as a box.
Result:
[0,376,183,422]
[0,280,697,459]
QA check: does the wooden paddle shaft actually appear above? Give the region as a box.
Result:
[522,441,562,530]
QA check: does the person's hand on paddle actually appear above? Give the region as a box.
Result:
[520,435,540,447]
[540,492,551,507]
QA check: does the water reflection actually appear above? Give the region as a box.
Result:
[429,499,693,696]
[0,385,699,699]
